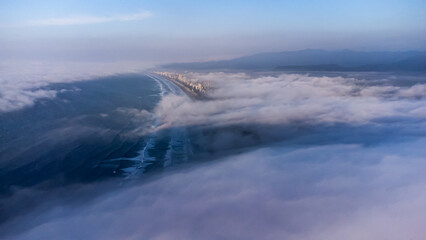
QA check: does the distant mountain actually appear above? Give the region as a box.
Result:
[162,49,426,71]
[384,54,426,71]
[275,54,426,72]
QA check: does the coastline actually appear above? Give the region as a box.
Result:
[151,72,208,100]
[165,76,206,100]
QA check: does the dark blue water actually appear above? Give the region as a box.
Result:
[3,71,424,209]
[0,74,190,195]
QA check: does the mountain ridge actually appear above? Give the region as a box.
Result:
[162,49,426,71]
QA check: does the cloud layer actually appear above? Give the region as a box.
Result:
[3,139,426,240]
[0,61,150,112]
[1,71,426,239]
[155,72,426,128]
[29,11,152,26]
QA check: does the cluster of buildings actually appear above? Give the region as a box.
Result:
[155,72,210,94]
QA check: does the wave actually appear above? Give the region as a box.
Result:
[102,73,192,178]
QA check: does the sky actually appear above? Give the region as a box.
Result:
[1,0,426,62]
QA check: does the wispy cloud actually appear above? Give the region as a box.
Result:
[29,11,152,26]
[0,61,150,112]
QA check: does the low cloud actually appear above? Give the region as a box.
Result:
[0,61,149,112]
[155,72,426,128]
[2,139,426,240]
[29,11,152,26]
[1,71,426,239]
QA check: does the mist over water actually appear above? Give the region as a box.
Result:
[0,69,425,239]
[1,0,425,238]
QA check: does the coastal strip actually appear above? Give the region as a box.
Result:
[153,72,210,100]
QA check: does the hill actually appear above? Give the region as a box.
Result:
[162,49,425,71]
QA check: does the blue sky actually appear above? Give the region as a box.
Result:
[1,0,425,62]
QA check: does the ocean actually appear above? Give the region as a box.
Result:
[0,73,191,195]
[1,71,426,239]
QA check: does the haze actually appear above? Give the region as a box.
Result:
[1,1,426,240]
[1,0,425,62]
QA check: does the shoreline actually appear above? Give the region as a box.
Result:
[151,73,208,100]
